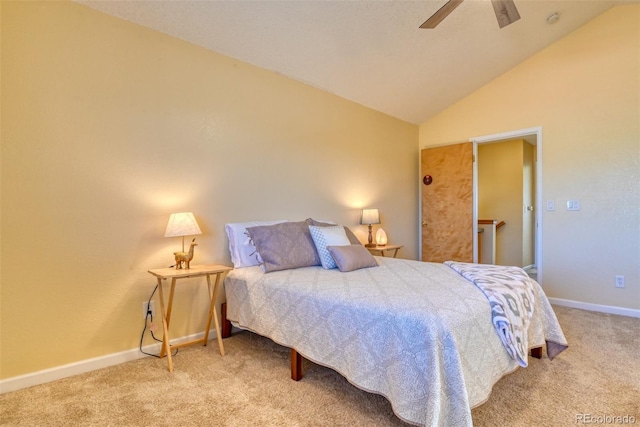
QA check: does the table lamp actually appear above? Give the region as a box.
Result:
[360,208,380,248]
[164,212,202,252]
[376,228,388,246]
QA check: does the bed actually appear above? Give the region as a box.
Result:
[221,219,568,426]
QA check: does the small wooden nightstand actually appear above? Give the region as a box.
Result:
[366,244,403,258]
[148,264,233,372]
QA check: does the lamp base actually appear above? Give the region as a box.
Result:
[366,225,376,248]
[173,238,198,270]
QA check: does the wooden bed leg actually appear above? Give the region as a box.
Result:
[291,349,303,381]
[530,346,543,359]
[221,302,232,339]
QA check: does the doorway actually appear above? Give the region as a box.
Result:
[471,127,543,284]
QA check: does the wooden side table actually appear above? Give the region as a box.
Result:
[366,244,403,258]
[148,264,233,372]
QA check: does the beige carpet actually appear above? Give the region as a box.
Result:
[1,306,638,426]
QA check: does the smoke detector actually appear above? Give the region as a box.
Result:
[547,12,560,24]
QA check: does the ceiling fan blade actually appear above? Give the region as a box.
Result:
[420,0,464,29]
[491,0,521,28]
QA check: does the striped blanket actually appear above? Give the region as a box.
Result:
[445,261,536,367]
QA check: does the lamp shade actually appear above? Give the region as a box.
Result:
[360,208,380,225]
[164,212,202,238]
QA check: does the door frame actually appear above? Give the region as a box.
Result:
[471,126,543,284]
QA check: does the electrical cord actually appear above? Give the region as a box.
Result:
[139,284,178,358]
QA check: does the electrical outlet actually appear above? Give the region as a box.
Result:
[615,275,625,288]
[143,301,156,319]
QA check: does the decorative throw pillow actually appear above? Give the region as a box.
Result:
[327,244,379,272]
[225,220,287,268]
[307,218,362,245]
[308,225,351,269]
[246,221,321,273]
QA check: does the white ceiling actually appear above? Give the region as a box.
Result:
[77,0,630,124]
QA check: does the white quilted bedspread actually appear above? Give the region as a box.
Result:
[224,257,567,427]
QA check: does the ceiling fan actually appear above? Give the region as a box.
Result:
[420,0,521,29]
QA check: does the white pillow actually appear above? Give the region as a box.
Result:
[225,220,287,268]
[308,225,350,269]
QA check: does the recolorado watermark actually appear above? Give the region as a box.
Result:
[576,414,637,424]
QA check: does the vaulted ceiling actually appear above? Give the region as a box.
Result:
[78,1,629,124]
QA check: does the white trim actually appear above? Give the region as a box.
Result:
[550,297,640,318]
[418,147,423,260]
[0,329,219,394]
[4,297,638,394]
[472,143,479,262]
[470,126,543,284]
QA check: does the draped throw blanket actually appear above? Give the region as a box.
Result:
[445,261,536,367]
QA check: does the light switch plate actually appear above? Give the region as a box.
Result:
[566,200,580,211]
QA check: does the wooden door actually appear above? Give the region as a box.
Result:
[421,143,473,263]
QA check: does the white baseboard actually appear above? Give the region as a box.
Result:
[549,297,640,318]
[3,299,638,394]
[0,329,218,395]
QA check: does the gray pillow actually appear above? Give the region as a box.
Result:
[246,220,321,272]
[306,218,362,245]
[327,244,378,272]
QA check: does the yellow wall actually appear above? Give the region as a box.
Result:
[0,1,418,379]
[478,139,527,267]
[522,142,535,268]
[420,5,640,310]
